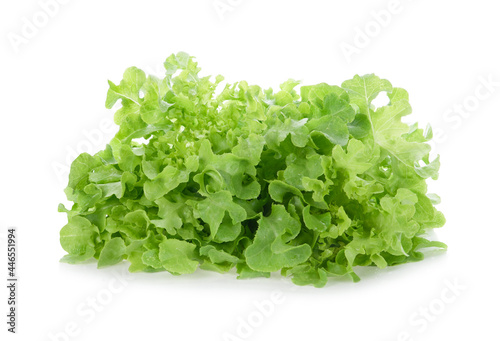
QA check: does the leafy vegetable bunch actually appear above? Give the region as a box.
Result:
[59,52,445,287]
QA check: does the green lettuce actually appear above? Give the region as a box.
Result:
[59,52,446,287]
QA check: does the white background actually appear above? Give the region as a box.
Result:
[1,1,499,340]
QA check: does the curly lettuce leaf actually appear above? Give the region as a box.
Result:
[59,53,446,287]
